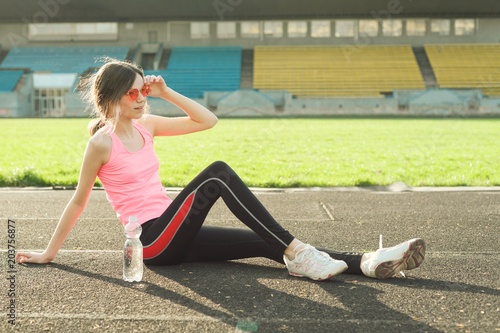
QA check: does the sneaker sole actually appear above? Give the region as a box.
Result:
[288,264,348,281]
[373,238,426,279]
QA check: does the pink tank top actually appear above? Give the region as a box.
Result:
[97,122,173,226]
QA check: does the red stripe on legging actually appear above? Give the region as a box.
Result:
[143,192,195,259]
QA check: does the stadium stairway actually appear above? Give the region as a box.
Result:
[159,48,171,70]
[240,49,254,89]
[413,47,438,89]
[0,49,8,64]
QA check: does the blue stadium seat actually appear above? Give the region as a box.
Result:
[0,70,24,92]
[0,46,129,74]
[145,46,242,98]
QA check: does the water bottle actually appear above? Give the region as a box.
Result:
[123,216,143,282]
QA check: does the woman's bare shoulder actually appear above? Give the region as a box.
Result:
[88,129,112,153]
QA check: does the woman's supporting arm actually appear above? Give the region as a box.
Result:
[16,134,109,264]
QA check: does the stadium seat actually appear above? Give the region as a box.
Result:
[0,70,24,91]
[145,46,242,98]
[0,46,129,74]
[253,45,425,98]
[425,44,500,96]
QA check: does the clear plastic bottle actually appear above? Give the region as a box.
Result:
[123,216,143,282]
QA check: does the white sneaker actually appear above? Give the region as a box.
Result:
[361,238,426,279]
[284,244,348,281]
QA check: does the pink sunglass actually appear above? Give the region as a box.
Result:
[126,85,151,101]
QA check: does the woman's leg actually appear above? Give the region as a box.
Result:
[319,249,363,275]
[181,226,364,275]
[140,161,348,280]
[182,225,285,263]
[140,161,295,266]
[177,226,424,279]
[176,227,424,279]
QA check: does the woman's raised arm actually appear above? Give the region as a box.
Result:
[142,75,218,137]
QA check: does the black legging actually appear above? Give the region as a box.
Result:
[140,161,363,275]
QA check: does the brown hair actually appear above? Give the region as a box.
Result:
[79,58,149,136]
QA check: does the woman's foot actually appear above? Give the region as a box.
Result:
[360,238,426,279]
[284,244,348,281]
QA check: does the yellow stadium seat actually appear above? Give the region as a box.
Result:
[425,44,500,97]
[253,45,425,98]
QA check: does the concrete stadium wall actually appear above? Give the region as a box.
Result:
[0,92,33,117]
[0,93,19,117]
[115,90,500,117]
[248,90,499,117]
[0,72,32,117]
[5,88,499,119]
[165,19,500,48]
[2,74,500,118]
[1,18,500,51]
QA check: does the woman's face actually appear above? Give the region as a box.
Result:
[118,73,148,120]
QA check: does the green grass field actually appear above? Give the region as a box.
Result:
[0,118,498,187]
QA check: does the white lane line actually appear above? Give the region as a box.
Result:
[319,201,335,221]
[16,312,221,321]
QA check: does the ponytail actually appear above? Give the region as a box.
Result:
[88,118,106,136]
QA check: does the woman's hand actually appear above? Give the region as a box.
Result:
[16,251,53,264]
[144,75,169,98]
[141,73,218,136]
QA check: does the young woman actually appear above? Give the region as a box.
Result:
[16,59,426,281]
